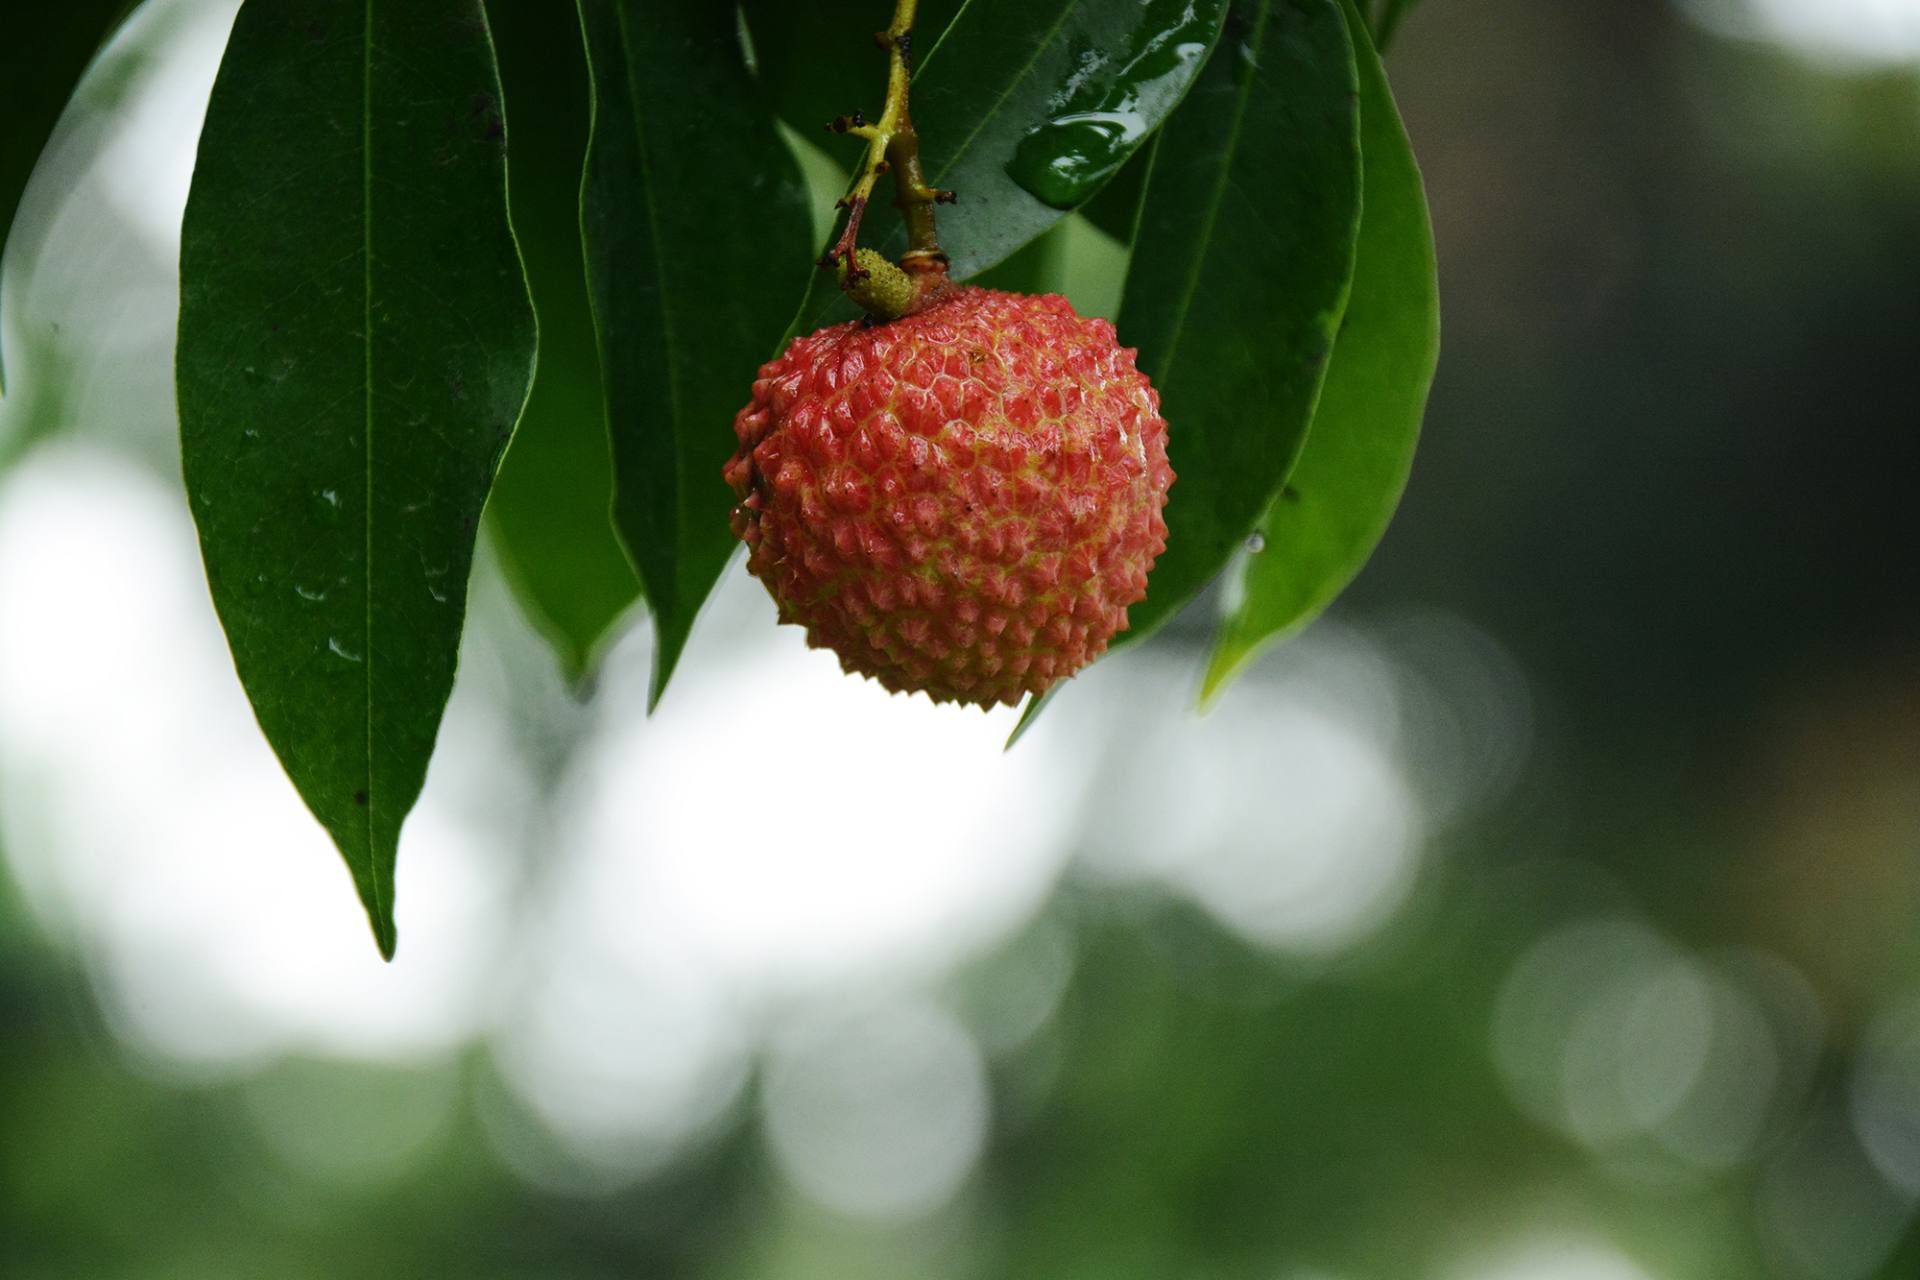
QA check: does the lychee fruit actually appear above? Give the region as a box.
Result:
[723,286,1174,707]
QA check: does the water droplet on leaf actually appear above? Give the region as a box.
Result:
[1009,110,1150,209]
[1004,2,1214,209]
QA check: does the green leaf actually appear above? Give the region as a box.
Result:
[1109,0,1362,645]
[771,0,1231,336]
[1005,682,1059,750]
[915,0,1230,277]
[972,220,1073,298]
[1202,0,1439,700]
[176,0,535,959]
[576,0,812,706]
[483,0,641,683]
[975,213,1131,322]
[0,1,134,395]
[1008,0,1362,747]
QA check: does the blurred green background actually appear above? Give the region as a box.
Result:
[3,0,1919,1276]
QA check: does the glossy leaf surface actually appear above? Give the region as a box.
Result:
[916,0,1228,277]
[0,1,133,394]
[177,0,535,957]
[577,0,811,704]
[485,0,641,682]
[1110,0,1362,644]
[772,0,1230,336]
[1203,0,1438,699]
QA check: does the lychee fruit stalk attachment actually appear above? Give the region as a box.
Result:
[725,0,1173,708]
[816,1,956,321]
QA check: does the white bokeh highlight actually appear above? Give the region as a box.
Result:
[1446,1235,1661,1280]
[760,998,991,1220]
[0,446,520,1066]
[1677,0,1920,67]
[1072,629,1426,958]
[1494,915,1821,1177]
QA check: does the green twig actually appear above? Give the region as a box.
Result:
[819,0,955,310]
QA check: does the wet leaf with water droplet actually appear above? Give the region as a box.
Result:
[176,0,535,958]
[1004,0,1220,210]
[1202,0,1439,701]
[758,0,1229,337]
[915,0,1229,278]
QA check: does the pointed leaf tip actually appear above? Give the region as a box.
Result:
[177,0,535,951]
[485,0,643,681]
[1011,0,1364,737]
[372,914,398,963]
[1005,686,1059,750]
[577,0,811,710]
[1203,0,1439,699]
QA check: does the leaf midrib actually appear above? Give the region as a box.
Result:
[360,0,383,930]
[915,0,977,71]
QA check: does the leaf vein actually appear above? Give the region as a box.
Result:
[360,0,383,935]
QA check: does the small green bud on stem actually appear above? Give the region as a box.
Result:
[837,249,917,321]
[818,0,953,321]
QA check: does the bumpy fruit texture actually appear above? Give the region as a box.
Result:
[724,287,1174,707]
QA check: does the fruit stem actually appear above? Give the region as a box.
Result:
[821,0,955,308]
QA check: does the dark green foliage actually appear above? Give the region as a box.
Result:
[740,0,961,147]
[1110,0,1363,647]
[484,0,642,682]
[574,0,812,705]
[176,0,535,956]
[1076,143,1154,248]
[1205,0,1439,698]
[1009,0,1437,742]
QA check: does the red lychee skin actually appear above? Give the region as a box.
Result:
[724,287,1174,707]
